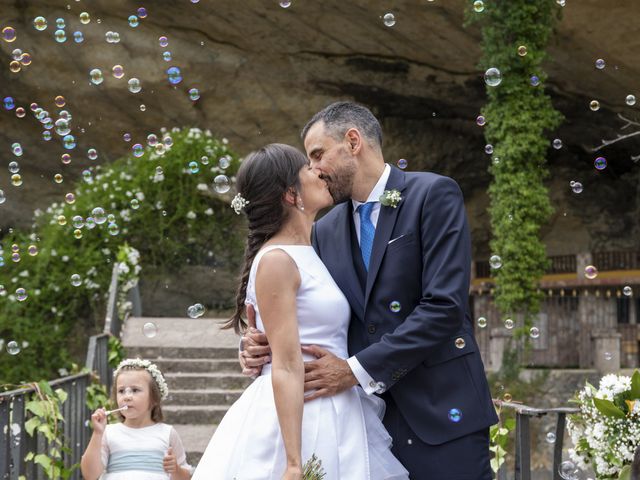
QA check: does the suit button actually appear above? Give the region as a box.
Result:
[455,337,466,349]
[368,325,376,334]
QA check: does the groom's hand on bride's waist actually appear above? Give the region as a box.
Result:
[239,305,271,377]
[302,345,358,401]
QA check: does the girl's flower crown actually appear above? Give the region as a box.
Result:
[114,358,169,400]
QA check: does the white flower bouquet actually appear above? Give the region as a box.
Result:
[567,370,640,480]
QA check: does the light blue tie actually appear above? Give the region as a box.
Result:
[357,202,376,270]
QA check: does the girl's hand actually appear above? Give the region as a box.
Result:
[162,447,177,474]
[90,408,107,435]
[282,465,303,480]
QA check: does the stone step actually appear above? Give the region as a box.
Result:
[124,346,239,360]
[153,358,241,374]
[164,405,229,425]
[174,424,216,466]
[165,372,253,390]
[165,388,244,406]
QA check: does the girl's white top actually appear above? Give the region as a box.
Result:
[101,422,193,480]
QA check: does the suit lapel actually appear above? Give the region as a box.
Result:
[364,166,407,307]
[329,203,366,318]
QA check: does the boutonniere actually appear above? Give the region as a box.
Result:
[379,189,402,208]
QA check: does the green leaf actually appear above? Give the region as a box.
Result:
[55,388,68,404]
[25,400,45,417]
[24,452,35,461]
[24,417,41,436]
[630,370,640,398]
[618,465,631,480]
[593,397,626,418]
[34,454,52,471]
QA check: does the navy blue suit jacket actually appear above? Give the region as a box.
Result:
[312,165,498,445]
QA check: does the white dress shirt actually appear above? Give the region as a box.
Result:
[346,164,391,395]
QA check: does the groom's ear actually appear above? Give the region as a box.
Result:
[345,128,362,155]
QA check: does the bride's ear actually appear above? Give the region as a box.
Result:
[283,188,297,207]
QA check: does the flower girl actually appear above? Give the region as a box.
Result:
[81,358,193,480]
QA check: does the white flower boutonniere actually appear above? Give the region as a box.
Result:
[379,189,402,208]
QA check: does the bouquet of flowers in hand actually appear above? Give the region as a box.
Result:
[303,454,326,480]
[567,370,640,480]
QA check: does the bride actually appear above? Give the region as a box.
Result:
[192,144,407,479]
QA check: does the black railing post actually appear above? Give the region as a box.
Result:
[553,412,567,480]
[0,398,10,479]
[515,412,532,480]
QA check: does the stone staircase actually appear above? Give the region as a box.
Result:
[121,317,252,465]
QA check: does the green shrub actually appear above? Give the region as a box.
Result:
[0,127,244,384]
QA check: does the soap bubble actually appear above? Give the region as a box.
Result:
[0,190,6,204]
[476,115,486,126]
[529,327,540,339]
[143,322,157,338]
[89,68,104,85]
[626,95,636,106]
[166,66,182,85]
[163,51,172,62]
[504,319,514,329]
[604,351,613,361]
[4,96,15,110]
[187,303,205,318]
[584,265,598,280]
[11,174,23,186]
[73,31,83,43]
[213,175,230,193]
[2,27,17,43]
[546,431,556,444]
[188,88,200,101]
[11,143,22,157]
[55,18,65,29]
[111,65,124,79]
[517,45,527,56]
[159,36,169,47]
[65,193,76,204]
[473,0,484,13]
[589,100,600,111]
[571,181,583,194]
[389,301,401,313]
[79,12,90,24]
[489,255,502,269]
[530,75,540,87]
[63,134,76,150]
[484,68,502,87]
[147,134,158,146]
[623,286,633,296]
[477,317,487,328]
[279,0,292,7]
[34,17,48,31]
[595,58,605,70]
[594,157,607,170]
[54,174,64,184]
[7,341,21,355]
[128,15,139,27]
[72,215,84,228]
[9,61,21,73]
[448,408,462,422]
[552,138,562,149]
[107,223,119,236]
[383,13,396,27]
[397,159,408,169]
[54,29,66,43]
[137,7,148,18]
[484,144,493,155]
[70,274,82,287]
[128,78,142,93]
[15,288,28,302]
[188,161,200,174]
[91,207,106,224]
[559,461,580,480]
[132,144,144,157]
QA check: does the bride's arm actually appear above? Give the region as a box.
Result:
[255,249,304,476]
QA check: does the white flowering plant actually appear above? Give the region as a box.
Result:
[567,370,640,480]
[0,128,245,385]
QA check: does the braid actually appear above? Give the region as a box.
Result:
[222,143,306,334]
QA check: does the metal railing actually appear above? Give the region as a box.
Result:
[495,401,580,480]
[0,263,140,479]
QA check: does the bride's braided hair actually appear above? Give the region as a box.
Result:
[223,143,308,334]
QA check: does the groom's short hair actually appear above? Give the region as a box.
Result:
[301,101,383,148]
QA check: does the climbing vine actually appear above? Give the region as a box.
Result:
[468,0,564,326]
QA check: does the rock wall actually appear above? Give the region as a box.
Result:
[1,0,639,259]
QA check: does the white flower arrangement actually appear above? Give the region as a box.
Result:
[231,193,249,215]
[114,358,169,400]
[379,189,402,208]
[567,370,640,479]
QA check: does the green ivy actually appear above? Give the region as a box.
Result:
[0,128,245,384]
[468,0,564,325]
[23,380,76,479]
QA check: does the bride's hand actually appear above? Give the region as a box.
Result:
[282,465,303,480]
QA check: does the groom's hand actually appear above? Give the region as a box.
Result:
[302,345,357,401]
[239,304,271,377]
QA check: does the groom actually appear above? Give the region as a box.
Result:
[243,101,498,479]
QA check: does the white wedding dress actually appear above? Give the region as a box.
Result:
[193,245,408,479]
